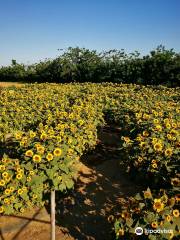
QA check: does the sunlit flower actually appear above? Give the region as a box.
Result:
[33,154,42,163]
[153,199,164,212]
[53,148,62,157]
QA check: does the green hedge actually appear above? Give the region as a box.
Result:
[0,45,180,86]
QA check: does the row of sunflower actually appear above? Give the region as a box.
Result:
[0,83,179,239]
[0,83,105,214]
[106,85,180,239]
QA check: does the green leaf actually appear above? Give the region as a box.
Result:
[139,202,145,209]
[65,179,74,189]
[14,202,22,210]
[134,193,142,200]
[5,205,14,214]
[59,182,66,192]
[144,212,156,223]
[59,164,69,173]
[148,234,157,240]
[24,162,33,170]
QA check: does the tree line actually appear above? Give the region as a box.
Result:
[0,45,179,86]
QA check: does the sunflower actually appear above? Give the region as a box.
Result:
[53,148,62,157]
[173,209,179,218]
[0,180,6,186]
[160,221,164,226]
[169,232,174,239]
[4,189,11,195]
[165,148,173,157]
[27,176,31,182]
[153,199,164,212]
[25,150,33,157]
[139,142,146,148]
[171,178,180,188]
[16,173,23,180]
[166,123,171,129]
[167,134,172,140]
[33,154,42,163]
[153,119,159,124]
[33,194,38,199]
[29,131,36,138]
[11,196,15,201]
[117,229,124,236]
[46,153,54,161]
[152,163,158,168]
[0,165,5,171]
[2,172,9,178]
[35,143,41,148]
[170,129,178,135]
[151,159,157,164]
[0,206,4,213]
[14,160,19,165]
[40,133,47,140]
[4,176,11,183]
[155,125,162,132]
[68,148,74,155]
[123,137,131,143]
[152,138,158,144]
[18,189,23,195]
[153,142,163,152]
[172,123,177,128]
[4,198,10,204]
[142,131,149,137]
[107,215,114,223]
[164,118,170,124]
[20,141,25,147]
[121,211,130,219]
[56,136,62,142]
[136,136,142,141]
[143,114,150,120]
[29,170,35,176]
[37,146,45,154]
[151,222,158,228]
[9,186,14,192]
[143,190,152,199]
[15,133,22,140]
[166,215,172,222]
[137,156,144,163]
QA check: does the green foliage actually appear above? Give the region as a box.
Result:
[112,189,179,239]
[0,46,179,86]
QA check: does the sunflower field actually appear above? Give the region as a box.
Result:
[0,83,179,239]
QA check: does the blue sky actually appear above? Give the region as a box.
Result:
[0,0,180,66]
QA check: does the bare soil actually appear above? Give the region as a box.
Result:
[0,82,23,88]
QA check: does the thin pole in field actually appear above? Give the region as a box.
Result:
[51,190,56,240]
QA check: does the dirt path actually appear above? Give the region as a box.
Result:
[0,126,141,240]
[0,82,23,88]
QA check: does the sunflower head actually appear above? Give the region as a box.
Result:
[153,198,164,212]
[165,148,173,157]
[173,209,179,218]
[151,221,158,228]
[46,153,54,161]
[153,142,163,152]
[33,154,42,163]
[53,148,62,157]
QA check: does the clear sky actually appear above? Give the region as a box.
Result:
[0,0,180,66]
